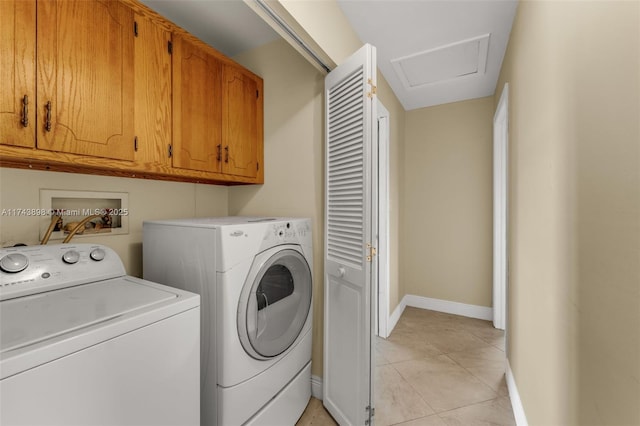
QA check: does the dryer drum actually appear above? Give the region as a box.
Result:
[238,248,312,360]
[256,265,294,311]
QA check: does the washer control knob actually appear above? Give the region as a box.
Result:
[62,250,80,264]
[0,253,29,273]
[90,248,106,261]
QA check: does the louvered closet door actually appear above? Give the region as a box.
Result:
[323,44,377,426]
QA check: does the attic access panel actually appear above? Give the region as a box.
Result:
[392,34,490,89]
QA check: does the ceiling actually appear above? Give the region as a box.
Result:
[338,0,518,110]
[139,0,279,57]
[140,0,518,110]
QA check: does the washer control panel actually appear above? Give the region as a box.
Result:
[0,244,125,301]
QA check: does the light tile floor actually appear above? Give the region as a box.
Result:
[297,307,515,426]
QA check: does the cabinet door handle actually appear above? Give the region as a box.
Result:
[21,95,28,127]
[225,146,229,163]
[45,101,52,132]
[217,144,222,162]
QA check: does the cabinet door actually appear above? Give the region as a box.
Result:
[0,0,36,148]
[36,0,135,161]
[172,35,222,173]
[133,12,171,167]
[222,65,261,179]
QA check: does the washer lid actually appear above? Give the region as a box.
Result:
[1,278,176,354]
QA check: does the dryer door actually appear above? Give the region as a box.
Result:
[237,246,312,360]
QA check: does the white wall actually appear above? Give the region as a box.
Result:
[403,97,494,308]
[496,1,640,424]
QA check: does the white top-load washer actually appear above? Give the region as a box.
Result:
[143,217,313,426]
[0,243,200,426]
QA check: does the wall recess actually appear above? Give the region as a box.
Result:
[39,190,129,242]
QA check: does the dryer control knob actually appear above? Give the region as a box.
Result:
[0,253,29,273]
[90,248,106,261]
[62,250,80,264]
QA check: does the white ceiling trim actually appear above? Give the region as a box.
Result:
[243,0,334,74]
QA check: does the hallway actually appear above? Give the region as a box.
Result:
[297,307,515,425]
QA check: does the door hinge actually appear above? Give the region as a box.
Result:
[367,78,377,99]
[365,405,375,425]
[133,21,138,37]
[168,41,173,55]
[257,162,259,171]
[256,89,259,99]
[168,144,173,158]
[366,243,377,262]
[134,136,138,151]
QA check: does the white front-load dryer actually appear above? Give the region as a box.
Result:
[143,217,313,426]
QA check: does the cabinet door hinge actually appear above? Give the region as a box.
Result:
[168,144,173,158]
[257,162,259,171]
[134,136,138,151]
[167,41,173,55]
[365,405,375,425]
[256,89,259,99]
[133,21,138,37]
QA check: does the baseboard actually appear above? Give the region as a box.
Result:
[506,359,528,426]
[311,375,323,400]
[387,298,407,335]
[403,294,493,321]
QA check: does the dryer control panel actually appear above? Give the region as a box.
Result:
[273,222,295,240]
[0,244,125,301]
[263,219,311,245]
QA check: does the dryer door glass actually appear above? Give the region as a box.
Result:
[239,249,312,359]
[256,265,294,310]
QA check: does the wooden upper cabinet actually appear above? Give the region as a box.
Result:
[1,0,263,184]
[172,35,223,173]
[222,64,262,179]
[0,0,36,148]
[36,0,135,161]
[133,12,172,168]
